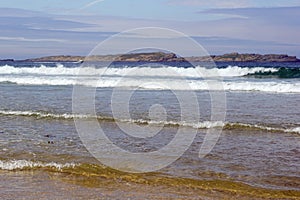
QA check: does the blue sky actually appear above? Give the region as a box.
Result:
[0,0,300,59]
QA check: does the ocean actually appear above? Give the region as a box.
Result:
[0,60,299,199]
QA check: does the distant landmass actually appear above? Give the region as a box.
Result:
[190,52,300,62]
[2,52,300,62]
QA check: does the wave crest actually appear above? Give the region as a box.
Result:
[0,110,299,134]
[246,67,300,78]
[0,64,278,77]
[2,64,300,93]
[0,160,76,171]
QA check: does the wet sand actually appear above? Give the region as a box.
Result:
[1,169,299,200]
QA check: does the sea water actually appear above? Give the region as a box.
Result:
[0,61,299,199]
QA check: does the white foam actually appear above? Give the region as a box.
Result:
[1,64,298,93]
[1,110,299,134]
[0,64,100,76]
[226,123,300,134]
[195,65,278,77]
[123,118,225,129]
[1,74,299,93]
[0,110,92,119]
[0,110,224,129]
[187,80,300,93]
[0,64,277,77]
[285,127,300,134]
[220,81,300,93]
[0,160,76,170]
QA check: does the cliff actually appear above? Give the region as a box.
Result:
[22,52,300,62]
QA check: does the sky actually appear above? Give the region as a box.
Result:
[0,0,300,59]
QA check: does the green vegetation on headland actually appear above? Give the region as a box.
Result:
[2,52,300,62]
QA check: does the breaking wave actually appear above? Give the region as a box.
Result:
[0,110,299,134]
[0,159,77,171]
[224,123,300,134]
[246,67,300,78]
[0,110,91,119]
[1,64,300,93]
[0,64,278,77]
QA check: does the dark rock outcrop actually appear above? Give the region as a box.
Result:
[0,59,14,62]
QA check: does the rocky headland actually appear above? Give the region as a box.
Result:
[20,52,300,62]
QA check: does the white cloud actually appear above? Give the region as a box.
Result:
[0,36,66,43]
[1,6,300,58]
[168,0,252,8]
[79,0,105,10]
[168,0,300,8]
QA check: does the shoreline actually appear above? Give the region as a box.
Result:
[1,168,299,200]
